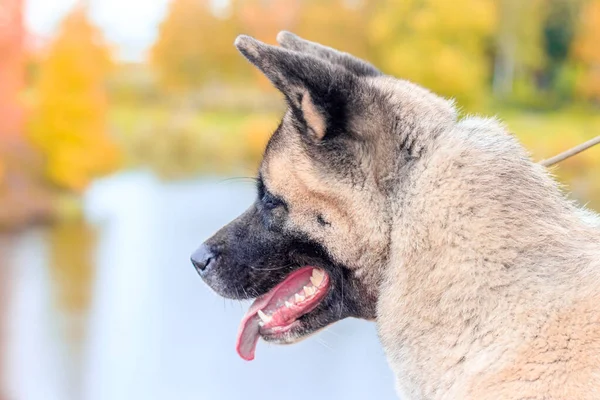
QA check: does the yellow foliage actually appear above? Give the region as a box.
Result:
[295,0,370,59]
[367,0,496,108]
[573,0,600,101]
[496,0,546,71]
[28,5,119,192]
[151,0,241,92]
[242,115,278,164]
[504,110,600,209]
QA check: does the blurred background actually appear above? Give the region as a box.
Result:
[1,0,599,399]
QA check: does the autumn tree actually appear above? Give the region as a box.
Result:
[492,0,546,99]
[367,0,496,108]
[0,0,25,139]
[0,0,25,190]
[544,0,581,75]
[296,0,370,60]
[0,0,25,188]
[29,5,119,191]
[151,0,241,92]
[572,0,600,102]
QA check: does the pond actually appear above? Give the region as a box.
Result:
[1,171,396,400]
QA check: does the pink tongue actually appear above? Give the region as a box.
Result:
[235,267,320,361]
[236,295,271,361]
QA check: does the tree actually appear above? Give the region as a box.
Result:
[29,5,119,192]
[0,0,25,139]
[572,0,600,102]
[151,0,241,92]
[493,0,546,99]
[540,0,582,102]
[544,0,580,70]
[0,0,25,186]
[367,0,496,108]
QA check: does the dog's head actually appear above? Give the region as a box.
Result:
[191,32,456,360]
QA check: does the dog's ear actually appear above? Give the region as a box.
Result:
[276,31,381,77]
[235,35,354,142]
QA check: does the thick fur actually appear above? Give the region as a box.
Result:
[193,32,600,399]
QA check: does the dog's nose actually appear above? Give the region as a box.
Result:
[191,245,216,275]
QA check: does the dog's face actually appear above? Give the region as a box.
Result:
[191,32,456,360]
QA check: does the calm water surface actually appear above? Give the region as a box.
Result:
[2,172,396,400]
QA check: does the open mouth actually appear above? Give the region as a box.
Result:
[236,266,330,361]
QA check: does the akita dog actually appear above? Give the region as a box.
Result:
[192,32,600,399]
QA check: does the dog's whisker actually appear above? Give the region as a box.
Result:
[322,327,343,338]
[316,338,334,351]
[249,264,293,271]
[338,277,345,320]
[217,177,258,185]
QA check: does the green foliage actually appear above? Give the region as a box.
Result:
[28,6,120,192]
[544,0,580,65]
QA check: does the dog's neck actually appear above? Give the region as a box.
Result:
[378,116,600,398]
[390,116,598,264]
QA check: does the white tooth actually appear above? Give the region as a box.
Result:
[295,293,305,302]
[285,301,293,308]
[257,310,272,324]
[304,285,316,296]
[311,269,324,286]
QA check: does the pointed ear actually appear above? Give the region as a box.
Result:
[235,35,354,141]
[276,31,381,77]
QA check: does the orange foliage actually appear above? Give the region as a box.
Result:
[573,0,600,101]
[0,0,25,138]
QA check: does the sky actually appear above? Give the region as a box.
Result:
[25,0,171,61]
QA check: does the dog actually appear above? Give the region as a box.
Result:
[191,32,600,399]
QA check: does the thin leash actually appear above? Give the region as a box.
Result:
[540,135,600,167]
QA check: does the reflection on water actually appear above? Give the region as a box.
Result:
[2,171,396,400]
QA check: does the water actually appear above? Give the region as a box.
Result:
[2,171,396,400]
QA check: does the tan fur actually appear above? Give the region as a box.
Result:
[267,80,600,399]
[374,110,600,399]
[301,91,327,140]
[233,33,600,399]
[262,114,387,293]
